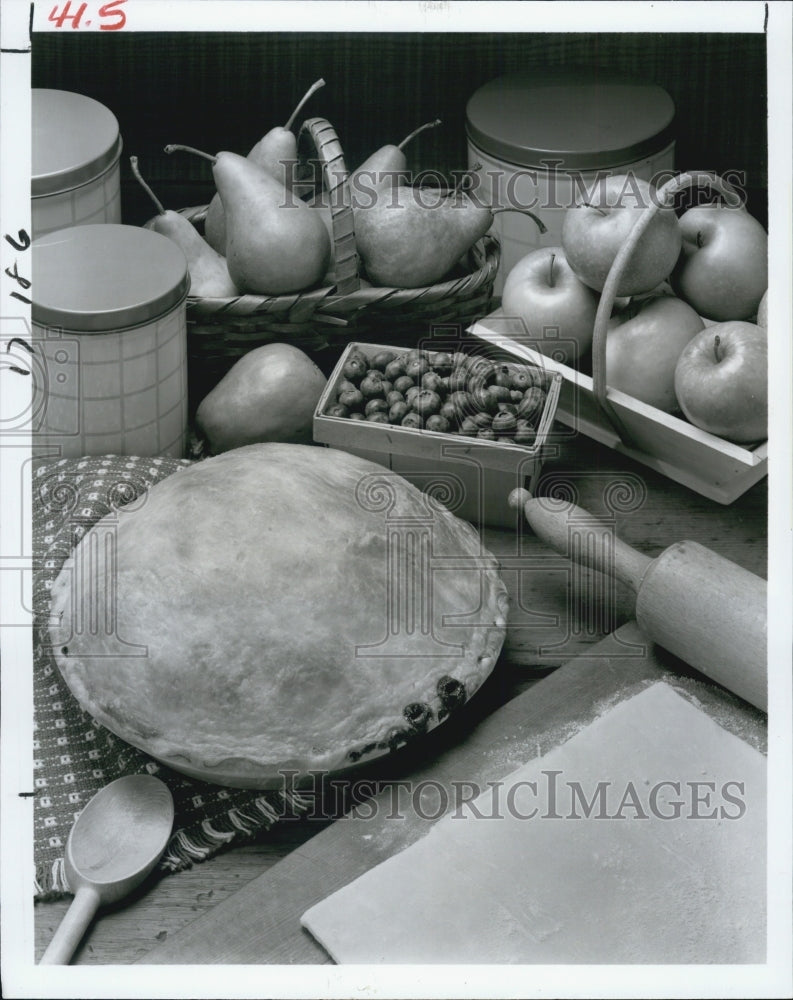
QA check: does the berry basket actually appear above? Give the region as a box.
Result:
[471,171,768,505]
[314,340,563,530]
[170,117,500,409]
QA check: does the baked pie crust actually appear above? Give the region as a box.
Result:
[48,443,509,788]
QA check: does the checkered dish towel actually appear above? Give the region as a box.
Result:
[33,455,311,900]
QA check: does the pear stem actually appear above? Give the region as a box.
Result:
[450,163,481,198]
[491,207,548,235]
[129,156,165,215]
[448,161,548,234]
[582,203,608,216]
[714,334,722,363]
[549,252,556,288]
[284,78,326,132]
[397,118,442,150]
[164,144,217,165]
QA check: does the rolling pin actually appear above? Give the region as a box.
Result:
[508,489,767,713]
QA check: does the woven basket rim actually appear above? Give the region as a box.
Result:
[177,201,500,318]
[172,114,501,318]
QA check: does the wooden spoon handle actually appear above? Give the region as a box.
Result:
[39,885,101,965]
[509,489,652,593]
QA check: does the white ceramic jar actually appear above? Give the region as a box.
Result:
[466,69,676,295]
[32,89,123,239]
[32,224,190,459]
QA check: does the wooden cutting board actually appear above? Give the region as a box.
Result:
[138,622,767,965]
[301,683,766,963]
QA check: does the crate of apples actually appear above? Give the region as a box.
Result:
[314,342,562,529]
[473,170,768,505]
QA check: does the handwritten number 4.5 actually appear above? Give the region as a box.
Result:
[48,0,127,30]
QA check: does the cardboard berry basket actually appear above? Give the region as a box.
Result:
[171,117,500,410]
[313,341,563,530]
[471,171,768,506]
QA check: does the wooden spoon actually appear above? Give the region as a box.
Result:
[39,774,174,965]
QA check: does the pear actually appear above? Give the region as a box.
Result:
[355,182,546,288]
[204,78,325,252]
[195,342,327,453]
[310,118,441,212]
[165,144,331,295]
[130,156,239,298]
[249,77,326,187]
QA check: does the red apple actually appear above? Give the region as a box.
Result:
[561,174,682,296]
[606,295,705,413]
[671,203,768,321]
[673,321,767,443]
[501,246,599,365]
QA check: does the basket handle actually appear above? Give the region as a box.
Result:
[298,116,361,295]
[590,170,744,444]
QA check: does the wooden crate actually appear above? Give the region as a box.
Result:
[313,341,562,530]
[470,313,768,505]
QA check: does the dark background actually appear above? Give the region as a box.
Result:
[32,31,768,225]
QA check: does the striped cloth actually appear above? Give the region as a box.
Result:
[32,454,310,900]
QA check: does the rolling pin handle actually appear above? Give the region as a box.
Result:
[509,490,768,713]
[508,488,652,594]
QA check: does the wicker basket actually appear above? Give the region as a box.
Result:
[175,117,500,408]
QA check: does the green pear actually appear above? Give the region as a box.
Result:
[309,118,441,212]
[130,156,239,298]
[355,184,544,288]
[351,118,442,207]
[196,342,327,453]
[204,79,325,252]
[248,78,326,187]
[166,144,331,295]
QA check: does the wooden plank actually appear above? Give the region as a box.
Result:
[470,317,768,505]
[137,622,767,965]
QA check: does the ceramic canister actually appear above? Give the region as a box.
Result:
[32,224,190,459]
[466,69,676,294]
[32,89,123,239]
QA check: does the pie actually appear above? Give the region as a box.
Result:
[48,443,509,788]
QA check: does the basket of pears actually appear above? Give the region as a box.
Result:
[138,80,516,401]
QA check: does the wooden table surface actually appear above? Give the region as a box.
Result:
[33,430,768,965]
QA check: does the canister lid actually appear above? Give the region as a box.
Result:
[32,89,123,196]
[466,69,675,170]
[32,225,190,332]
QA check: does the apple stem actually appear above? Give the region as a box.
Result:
[714,334,722,363]
[398,118,443,150]
[583,203,608,216]
[129,156,165,215]
[548,252,556,288]
[164,144,217,165]
[284,78,326,132]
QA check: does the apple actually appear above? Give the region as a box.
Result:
[606,295,705,412]
[561,174,682,296]
[756,289,768,327]
[501,246,599,365]
[671,203,768,321]
[673,321,767,443]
